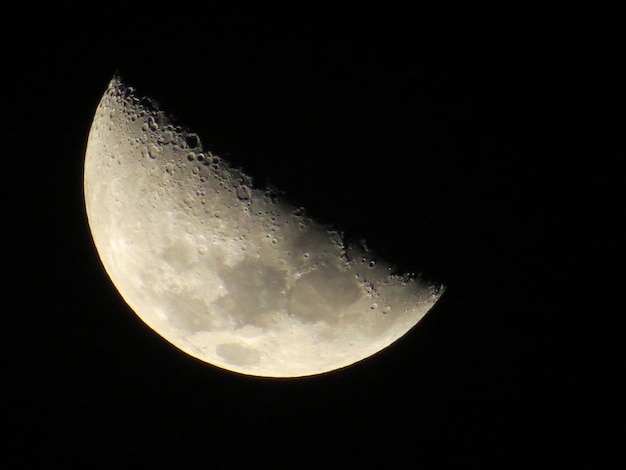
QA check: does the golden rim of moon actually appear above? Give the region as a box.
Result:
[84,76,444,377]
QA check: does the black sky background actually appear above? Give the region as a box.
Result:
[5,5,621,467]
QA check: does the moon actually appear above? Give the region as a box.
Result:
[84,77,444,377]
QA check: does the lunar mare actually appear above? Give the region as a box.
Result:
[84,77,444,377]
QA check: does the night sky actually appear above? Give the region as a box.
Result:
[6,6,619,467]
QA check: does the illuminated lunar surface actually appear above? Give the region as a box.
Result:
[84,77,444,377]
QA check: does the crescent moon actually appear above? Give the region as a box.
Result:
[84,77,444,377]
